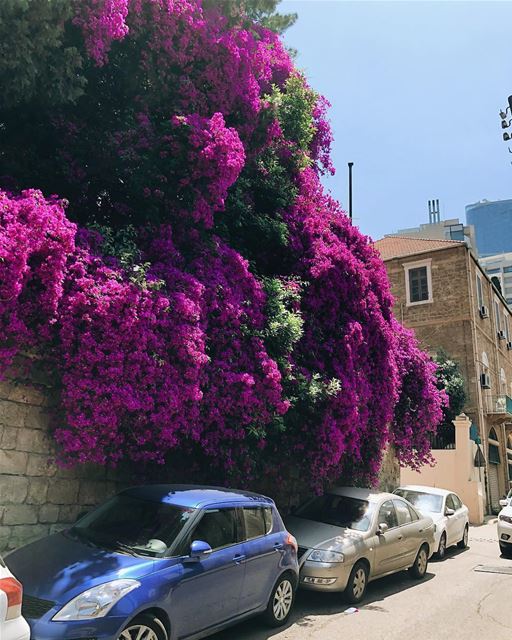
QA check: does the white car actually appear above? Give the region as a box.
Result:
[498,495,512,556]
[393,485,469,559]
[0,554,29,640]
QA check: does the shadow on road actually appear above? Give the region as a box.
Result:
[430,545,470,563]
[212,570,435,639]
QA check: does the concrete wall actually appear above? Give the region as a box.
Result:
[401,415,485,524]
[0,371,127,551]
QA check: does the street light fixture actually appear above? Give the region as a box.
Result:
[502,119,512,129]
[503,132,511,141]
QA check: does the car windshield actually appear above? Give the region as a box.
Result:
[294,494,374,531]
[69,494,196,556]
[394,489,443,514]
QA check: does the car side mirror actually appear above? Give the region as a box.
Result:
[185,540,212,562]
[377,523,389,535]
[499,499,508,508]
[445,508,455,517]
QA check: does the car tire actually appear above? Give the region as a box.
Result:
[500,542,512,557]
[436,532,446,559]
[263,572,296,627]
[409,544,429,580]
[457,525,469,549]
[344,560,369,604]
[118,614,168,640]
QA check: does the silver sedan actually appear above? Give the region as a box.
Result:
[286,486,435,604]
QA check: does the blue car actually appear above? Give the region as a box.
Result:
[6,485,299,640]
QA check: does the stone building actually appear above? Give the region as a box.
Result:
[375,236,512,516]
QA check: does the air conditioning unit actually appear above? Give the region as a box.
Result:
[480,305,489,318]
[480,373,491,389]
[507,341,512,350]
[498,330,506,340]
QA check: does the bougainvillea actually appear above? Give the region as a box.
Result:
[0,0,445,493]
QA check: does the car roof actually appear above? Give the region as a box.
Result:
[327,486,398,503]
[398,485,451,497]
[120,484,274,508]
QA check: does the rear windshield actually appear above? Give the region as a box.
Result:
[295,494,374,532]
[394,489,443,514]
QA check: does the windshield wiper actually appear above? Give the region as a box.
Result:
[113,541,139,556]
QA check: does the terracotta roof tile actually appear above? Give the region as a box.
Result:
[373,236,464,261]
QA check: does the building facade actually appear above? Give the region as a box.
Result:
[478,252,512,307]
[466,198,512,257]
[375,236,512,515]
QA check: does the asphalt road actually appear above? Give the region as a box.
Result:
[213,519,512,640]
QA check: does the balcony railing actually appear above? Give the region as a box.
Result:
[485,395,512,416]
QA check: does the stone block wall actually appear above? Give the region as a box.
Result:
[0,376,127,552]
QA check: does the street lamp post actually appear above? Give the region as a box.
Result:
[348,162,353,221]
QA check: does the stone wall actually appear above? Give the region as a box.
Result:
[0,372,126,552]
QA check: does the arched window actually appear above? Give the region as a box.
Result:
[489,427,499,442]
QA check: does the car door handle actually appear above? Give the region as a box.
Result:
[233,554,246,564]
[273,542,284,550]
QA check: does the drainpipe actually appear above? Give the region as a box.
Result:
[465,246,491,513]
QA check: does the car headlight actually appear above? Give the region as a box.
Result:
[499,514,512,525]
[52,579,140,621]
[308,549,344,563]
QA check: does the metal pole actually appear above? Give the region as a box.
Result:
[348,162,353,221]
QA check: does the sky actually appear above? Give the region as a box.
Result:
[281,0,512,240]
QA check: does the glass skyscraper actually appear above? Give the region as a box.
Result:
[466,199,512,257]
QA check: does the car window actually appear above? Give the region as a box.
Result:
[393,499,413,525]
[451,494,462,510]
[295,494,374,531]
[394,489,443,513]
[378,500,398,529]
[0,555,4,568]
[242,507,272,540]
[190,508,240,551]
[407,504,419,521]
[445,494,456,511]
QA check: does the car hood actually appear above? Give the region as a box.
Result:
[418,510,445,524]
[6,532,157,604]
[286,516,366,552]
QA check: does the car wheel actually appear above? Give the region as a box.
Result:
[500,542,512,557]
[457,525,469,549]
[264,573,295,627]
[118,614,168,640]
[436,532,446,559]
[344,560,368,604]
[409,544,429,579]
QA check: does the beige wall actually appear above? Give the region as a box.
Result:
[401,415,485,524]
[0,363,129,551]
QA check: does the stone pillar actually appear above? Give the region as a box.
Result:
[453,413,485,524]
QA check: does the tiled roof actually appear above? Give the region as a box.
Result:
[374,236,465,261]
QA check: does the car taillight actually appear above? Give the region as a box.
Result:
[0,577,23,620]
[286,533,298,553]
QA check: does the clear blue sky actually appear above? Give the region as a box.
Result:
[281,0,512,240]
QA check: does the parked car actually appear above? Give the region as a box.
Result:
[498,494,512,556]
[393,485,469,559]
[286,487,435,604]
[0,553,30,640]
[6,485,299,640]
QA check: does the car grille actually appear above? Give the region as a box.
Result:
[22,594,56,619]
[297,546,309,560]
